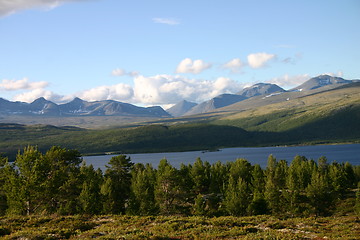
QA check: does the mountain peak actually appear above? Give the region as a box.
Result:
[238,83,284,98]
[70,97,85,103]
[167,100,198,117]
[31,97,48,104]
[292,75,350,91]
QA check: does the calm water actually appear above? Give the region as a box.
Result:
[83,144,360,170]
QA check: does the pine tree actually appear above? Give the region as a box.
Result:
[155,159,187,215]
[224,176,250,216]
[264,172,281,214]
[3,146,50,215]
[209,161,228,195]
[191,158,211,195]
[79,164,103,215]
[249,164,268,215]
[101,155,133,214]
[42,146,82,214]
[306,170,333,216]
[155,159,179,215]
[328,162,348,199]
[252,164,265,194]
[264,155,282,214]
[128,163,158,215]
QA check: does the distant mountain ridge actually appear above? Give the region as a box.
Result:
[178,83,285,116]
[1,75,358,119]
[170,75,358,116]
[0,97,170,118]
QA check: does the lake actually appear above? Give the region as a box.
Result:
[83,144,360,170]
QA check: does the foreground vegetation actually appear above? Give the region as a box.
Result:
[1,214,359,239]
[1,146,359,216]
[0,146,359,239]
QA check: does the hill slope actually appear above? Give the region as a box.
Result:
[184,94,247,116]
[214,83,360,144]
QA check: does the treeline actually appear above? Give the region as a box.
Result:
[0,146,359,217]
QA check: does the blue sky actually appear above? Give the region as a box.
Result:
[0,0,359,107]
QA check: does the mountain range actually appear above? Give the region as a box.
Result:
[168,75,358,117]
[0,75,358,120]
[0,97,170,118]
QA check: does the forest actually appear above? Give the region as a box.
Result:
[0,146,359,218]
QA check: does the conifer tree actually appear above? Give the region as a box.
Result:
[306,170,332,216]
[79,164,103,214]
[328,162,348,199]
[224,176,250,216]
[209,161,228,195]
[155,159,183,215]
[248,164,268,215]
[3,146,48,215]
[128,163,158,215]
[264,172,281,214]
[190,158,211,195]
[42,146,82,214]
[101,155,133,214]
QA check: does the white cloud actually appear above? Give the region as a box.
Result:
[152,18,180,25]
[176,58,212,74]
[78,83,134,102]
[133,74,242,105]
[223,58,245,73]
[247,52,276,68]
[0,78,49,91]
[7,74,243,106]
[0,0,91,17]
[266,74,310,89]
[13,88,67,103]
[111,68,126,76]
[111,68,139,77]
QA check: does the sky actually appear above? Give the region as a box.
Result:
[0,0,359,108]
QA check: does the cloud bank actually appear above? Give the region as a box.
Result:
[11,75,244,105]
[0,0,90,17]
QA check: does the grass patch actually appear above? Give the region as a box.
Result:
[0,214,359,239]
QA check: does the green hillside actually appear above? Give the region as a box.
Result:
[0,123,251,160]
